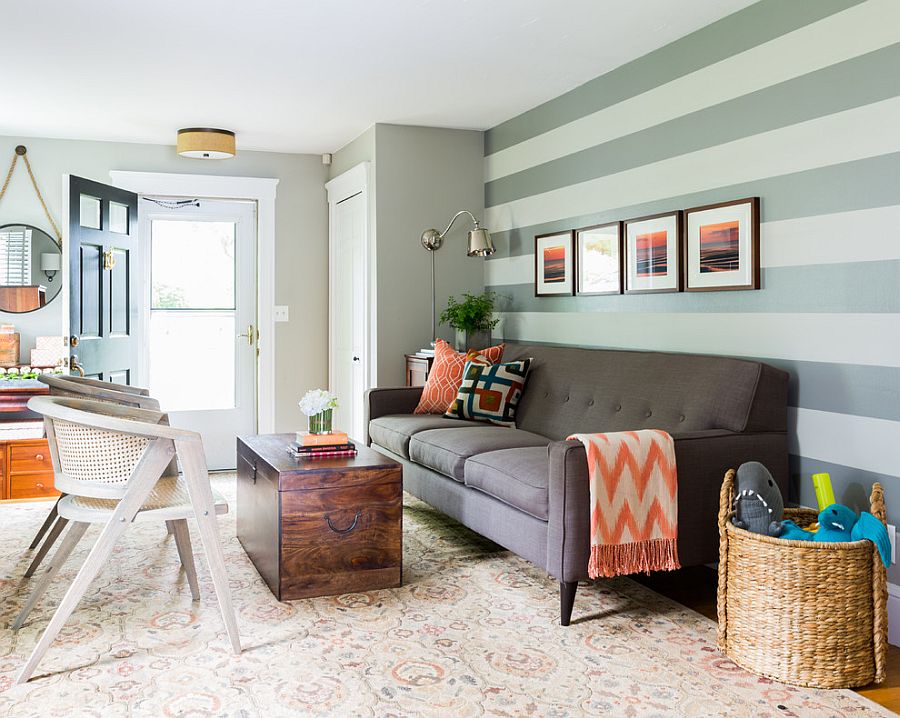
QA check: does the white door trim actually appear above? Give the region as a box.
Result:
[325,162,375,409]
[109,170,279,434]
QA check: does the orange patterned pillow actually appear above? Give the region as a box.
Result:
[414,339,505,414]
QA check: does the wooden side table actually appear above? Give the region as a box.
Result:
[405,354,433,387]
[236,435,402,601]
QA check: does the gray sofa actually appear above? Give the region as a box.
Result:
[366,342,789,625]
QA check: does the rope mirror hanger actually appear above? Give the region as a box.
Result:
[0,146,63,246]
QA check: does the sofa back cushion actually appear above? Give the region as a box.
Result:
[503,342,786,440]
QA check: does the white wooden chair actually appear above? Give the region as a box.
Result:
[13,395,240,683]
[26,375,178,576]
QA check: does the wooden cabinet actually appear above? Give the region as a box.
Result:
[2,438,57,500]
[236,434,402,601]
[405,354,433,387]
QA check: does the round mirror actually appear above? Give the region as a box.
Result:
[0,224,61,313]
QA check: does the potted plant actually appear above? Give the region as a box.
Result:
[439,291,500,351]
[299,389,339,434]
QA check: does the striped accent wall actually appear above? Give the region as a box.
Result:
[483,0,900,530]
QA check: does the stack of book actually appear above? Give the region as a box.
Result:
[288,430,357,460]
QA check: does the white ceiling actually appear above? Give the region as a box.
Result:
[0,0,755,155]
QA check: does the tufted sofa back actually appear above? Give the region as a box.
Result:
[503,342,788,441]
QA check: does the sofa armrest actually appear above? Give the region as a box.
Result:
[364,386,424,445]
[545,430,788,582]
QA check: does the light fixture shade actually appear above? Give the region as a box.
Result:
[40,253,61,271]
[466,228,495,257]
[177,128,236,159]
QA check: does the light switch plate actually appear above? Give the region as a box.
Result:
[274,305,289,322]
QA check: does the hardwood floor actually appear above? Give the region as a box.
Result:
[635,566,900,714]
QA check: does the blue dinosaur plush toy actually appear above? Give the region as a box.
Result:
[777,504,891,567]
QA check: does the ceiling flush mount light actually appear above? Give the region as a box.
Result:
[176,128,236,159]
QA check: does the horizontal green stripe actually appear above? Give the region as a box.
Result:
[493,338,900,423]
[486,261,900,315]
[759,358,900,423]
[485,0,866,155]
[789,454,900,523]
[486,44,900,207]
[485,151,900,260]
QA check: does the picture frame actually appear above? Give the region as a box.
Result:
[575,222,623,296]
[624,211,682,294]
[534,230,574,296]
[683,197,760,292]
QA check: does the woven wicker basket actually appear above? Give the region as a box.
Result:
[716,469,888,689]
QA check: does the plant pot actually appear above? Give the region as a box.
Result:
[454,329,491,352]
[308,409,333,435]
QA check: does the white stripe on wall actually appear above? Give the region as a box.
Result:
[485,204,900,285]
[495,311,900,367]
[484,0,900,181]
[485,95,900,234]
[789,407,900,478]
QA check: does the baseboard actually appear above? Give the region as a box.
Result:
[888,582,900,646]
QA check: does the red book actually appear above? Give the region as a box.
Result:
[289,448,357,460]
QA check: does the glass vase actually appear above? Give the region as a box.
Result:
[308,409,333,435]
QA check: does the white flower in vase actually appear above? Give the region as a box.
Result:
[298,389,339,417]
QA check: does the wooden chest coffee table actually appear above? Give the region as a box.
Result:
[236,435,402,601]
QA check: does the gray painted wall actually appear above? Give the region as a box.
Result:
[332,123,485,387]
[0,135,328,431]
[482,0,900,566]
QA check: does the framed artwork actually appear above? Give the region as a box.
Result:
[575,222,622,295]
[684,197,760,291]
[534,230,574,296]
[624,211,682,293]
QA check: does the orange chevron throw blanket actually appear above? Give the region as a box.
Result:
[568,429,680,578]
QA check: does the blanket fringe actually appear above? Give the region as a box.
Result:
[588,537,680,579]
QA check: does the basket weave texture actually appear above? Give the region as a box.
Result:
[716,469,888,689]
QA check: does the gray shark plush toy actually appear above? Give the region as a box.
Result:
[732,461,784,537]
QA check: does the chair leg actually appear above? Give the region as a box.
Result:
[24,517,69,578]
[177,440,241,654]
[171,519,200,601]
[560,581,578,626]
[28,498,62,550]
[12,522,89,632]
[165,520,175,536]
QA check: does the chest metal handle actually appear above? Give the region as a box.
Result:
[325,511,361,535]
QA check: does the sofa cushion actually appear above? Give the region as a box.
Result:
[369,414,482,458]
[464,447,550,521]
[409,427,550,482]
[445,357,532,426]
[414,339,505,414]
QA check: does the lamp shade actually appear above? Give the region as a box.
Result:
[177,128,236,159]
[466,227,495,257]
[40,253,61,271]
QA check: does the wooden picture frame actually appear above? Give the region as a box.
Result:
[624,211,682,294]
[683,197,760,292]
[575,222,623,296]
[534,230,574,296]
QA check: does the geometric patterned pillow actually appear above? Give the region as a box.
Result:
[444,358,532,427]
[414,339,505,414]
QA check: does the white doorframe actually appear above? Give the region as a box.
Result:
[325,162,375,409]
[109,170,278,434]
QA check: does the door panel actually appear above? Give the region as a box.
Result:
[68,175,139,382]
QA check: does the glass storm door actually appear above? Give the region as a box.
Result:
[140,199,257,470]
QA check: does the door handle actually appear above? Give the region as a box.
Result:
[69,355,85,377]
[352,356,360,362]
[237,324,256,347]
[102,249,116,271]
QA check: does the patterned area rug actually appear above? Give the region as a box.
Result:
[0,475,891,717]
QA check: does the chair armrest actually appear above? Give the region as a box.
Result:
[545,430,788,581]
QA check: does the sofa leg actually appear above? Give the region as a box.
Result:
[560,581,577,626]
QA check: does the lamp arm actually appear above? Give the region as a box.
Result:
[438,209,480,239]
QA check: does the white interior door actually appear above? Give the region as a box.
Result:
[331,191,367,441]
[139,198,257,469]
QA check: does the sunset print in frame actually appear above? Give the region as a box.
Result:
[624,211,682,293]
[684,197,759,291]
[534,230,574,296]
[575,222,623,296]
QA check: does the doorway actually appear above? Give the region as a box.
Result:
[138,198,258,469]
